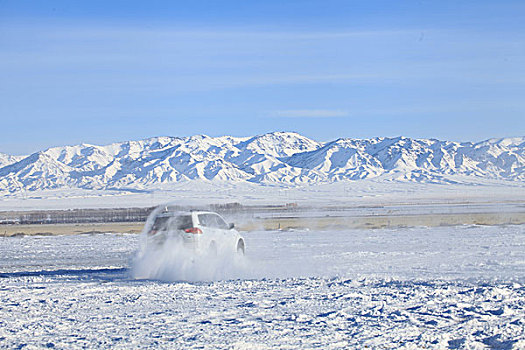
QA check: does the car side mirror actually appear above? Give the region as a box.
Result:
[229,223,235,229]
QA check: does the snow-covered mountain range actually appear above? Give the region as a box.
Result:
[0,132,523,193]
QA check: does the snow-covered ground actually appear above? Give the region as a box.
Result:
[1,225,524,348]
[1,179,524,211]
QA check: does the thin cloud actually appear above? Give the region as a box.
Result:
[273,109,348,118]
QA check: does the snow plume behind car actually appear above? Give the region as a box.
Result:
[131,205,251,282]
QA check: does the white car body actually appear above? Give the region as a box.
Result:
[146,209,245,255]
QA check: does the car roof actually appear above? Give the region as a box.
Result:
[154,209,222,217]
[191,211,221,215]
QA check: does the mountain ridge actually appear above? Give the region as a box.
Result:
[0,132,523,193]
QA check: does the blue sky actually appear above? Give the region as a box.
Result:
[1,0,524,155]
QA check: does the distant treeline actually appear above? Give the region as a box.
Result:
[0,202,299,225]
[0,207,156,225]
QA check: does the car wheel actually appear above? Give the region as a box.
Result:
[236,239,245,255]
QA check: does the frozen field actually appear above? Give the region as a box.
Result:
[1,225,524,348]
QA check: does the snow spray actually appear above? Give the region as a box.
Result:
[131,205,254,282]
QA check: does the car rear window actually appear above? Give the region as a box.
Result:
[169,215,193,230]
[151,215,193,232]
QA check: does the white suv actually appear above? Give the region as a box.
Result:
[146,209,245,255]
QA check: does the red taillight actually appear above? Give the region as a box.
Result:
[185,227,202,234]
[148,229,157,236]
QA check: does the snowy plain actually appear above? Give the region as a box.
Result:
[1,178,524,211]
[1,224,524,348]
